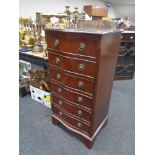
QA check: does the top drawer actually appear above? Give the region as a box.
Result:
[121,33,135,42]
[45,31,100,58]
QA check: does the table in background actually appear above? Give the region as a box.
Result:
[19,51,49,69]
[115,31,135,80]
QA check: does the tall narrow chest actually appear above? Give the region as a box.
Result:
[45,29,121,149]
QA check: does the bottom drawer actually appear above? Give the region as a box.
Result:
[53,105,90,135]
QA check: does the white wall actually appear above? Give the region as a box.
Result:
[19,0,134,23]
[19,0,108,20]
[112,4,135,23]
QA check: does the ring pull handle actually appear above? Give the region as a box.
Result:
[59,111,62,116]
[57,88,62,93]
[78,81,84,89]
[78,64,85,71]
[55,57,60,65]
[77,96,83,103]
[58,100,62,106]
[56,73,61,80]
[77,110,83,116]
[79,43,86,52]
[54,39,60,47]
[77,122,82,128]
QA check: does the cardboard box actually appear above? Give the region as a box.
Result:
[30,85,52,108]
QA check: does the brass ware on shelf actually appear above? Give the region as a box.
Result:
[73,7,80,23]
[41,13,53,28]
[54,14,68,29]
[64,6,72,27]
[19,17,36,49]
[64,6,71,16]
[19,15,48,57]
[28,69,50,92]
[73,7,79,18]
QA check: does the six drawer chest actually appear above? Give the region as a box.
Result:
[45,28,122,149]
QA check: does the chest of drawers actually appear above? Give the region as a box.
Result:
[45,29,121,149]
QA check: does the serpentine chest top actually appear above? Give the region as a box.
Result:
[45,28,122,149]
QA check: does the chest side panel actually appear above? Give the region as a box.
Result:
[91,33,121,134]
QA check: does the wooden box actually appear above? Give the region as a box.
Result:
[84,5,108,17]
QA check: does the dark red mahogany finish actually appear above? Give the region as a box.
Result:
[45,29,121,149]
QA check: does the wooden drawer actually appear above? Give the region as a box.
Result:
[52,95,91,123]
[46,31,99,58]
[121,33,135,42]
[53,105,90,135]
[50,81,93,110]
[48,51,96,78]
[50,66,95,96]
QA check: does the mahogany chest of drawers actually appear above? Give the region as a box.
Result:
[115,31,135,80]
[45,29,121,149]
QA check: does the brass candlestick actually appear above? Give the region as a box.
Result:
[73,7,80,23]
[64,6,72,27]
[55,14,68,29]
[19,17,35,49]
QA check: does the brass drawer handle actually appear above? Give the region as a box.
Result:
[78,81,84,89]
[59,111,62,116]
[58,100,62,106]
[130,36,134,39]
[78,64,85,71]
[79,43,86,52]
[55,57,60,65]
[56,73,61,80]
[77,110,83,116]
[54,39,60,47]
[77,122,82,128]
[77,96,83,103]
[57,88,62,93]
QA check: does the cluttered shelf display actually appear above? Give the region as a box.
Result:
[45,20,122,149]
[19,6,89,96]
[19,5,135,81]
[19,6,88,59]
[19,16,48,56]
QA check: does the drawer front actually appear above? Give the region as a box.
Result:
[50,67,95,96]
[48,51,96,78]
[53,105,90,135]
[46,32,99,58]
[50,81,93,110]
[121,33,135,42]
[52,95,91,123]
